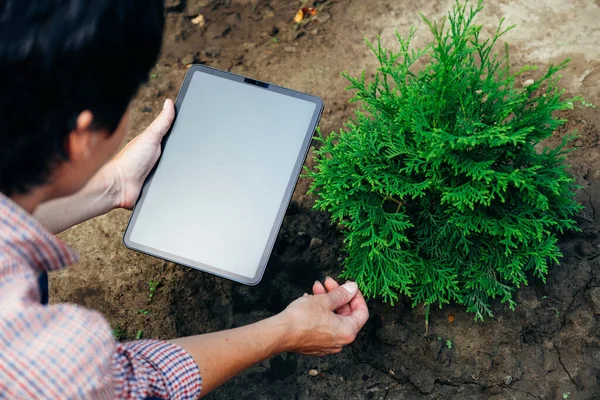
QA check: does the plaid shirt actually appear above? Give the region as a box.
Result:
[0,193,202,399]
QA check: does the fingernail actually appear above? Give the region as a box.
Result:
[163,99,169,110]
[314,280,320,286]
[325,276,332,281]
[342,281,358,296]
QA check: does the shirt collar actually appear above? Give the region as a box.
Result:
[0,192,79,272]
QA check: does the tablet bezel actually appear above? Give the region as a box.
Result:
[123,64,324,286]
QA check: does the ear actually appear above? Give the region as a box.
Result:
[66,110,103,163]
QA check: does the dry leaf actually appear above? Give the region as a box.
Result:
[308,369,319,377]
[293,9,304,23]
[294,7,317,23]
[191,14,205,27]
[448,315,455,323]
[303,7,317,16]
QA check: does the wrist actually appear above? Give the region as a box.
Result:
[269,311,299,353]
[97,162,122,210]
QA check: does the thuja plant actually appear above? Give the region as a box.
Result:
[308,0,583,321]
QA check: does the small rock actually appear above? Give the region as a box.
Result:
[504,375,513,385]
[308,369,319,377]
[191,14,205,27]
[269,26,280,37]
[284,46,296,53]
[310,238,324,249]
[577,241,595,257]
[585,287,600,314]
[310,28,319,35]
[297,231,307,237]
[523,79,535,88]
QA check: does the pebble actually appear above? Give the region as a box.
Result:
[284,46,296,53]
[310,238,324,249]
[504,375,513,385]
[308,369,319,377]
[191,14,205,27]
[523,79,535,88]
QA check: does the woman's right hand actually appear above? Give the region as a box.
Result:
[278,278,369,356]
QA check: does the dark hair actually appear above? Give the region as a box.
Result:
[0,0,165,196]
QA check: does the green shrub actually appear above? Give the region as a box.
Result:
[308,0,583,320]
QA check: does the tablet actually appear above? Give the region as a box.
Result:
[123,65,323,285]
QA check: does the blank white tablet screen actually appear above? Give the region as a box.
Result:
[128,70,316,279]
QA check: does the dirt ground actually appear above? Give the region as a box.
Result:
[50,1,600,399]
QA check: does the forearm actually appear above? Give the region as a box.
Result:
[170,313,292,397]
[33,168,118,234]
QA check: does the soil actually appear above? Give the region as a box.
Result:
[50,1,600,399]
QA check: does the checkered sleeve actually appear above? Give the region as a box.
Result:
[113,339,202,399]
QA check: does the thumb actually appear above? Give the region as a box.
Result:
[142,99,175,145]
[325,281,358,311]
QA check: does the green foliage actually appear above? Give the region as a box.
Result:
[135,330,144,340]
[139,309,150,316]
[113,324,126,340]
[308,0,583,320]
[446,340,453,349]
[148,280,160,302]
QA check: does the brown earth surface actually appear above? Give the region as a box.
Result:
[51,1,600,399]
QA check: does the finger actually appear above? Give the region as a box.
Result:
[141,99,175,144]
[325,281,358,311]
[324,277,351,316]
[347,290,369,331]
[312,280,326,295]
[303,293,309,297]
[323,277,336,289]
